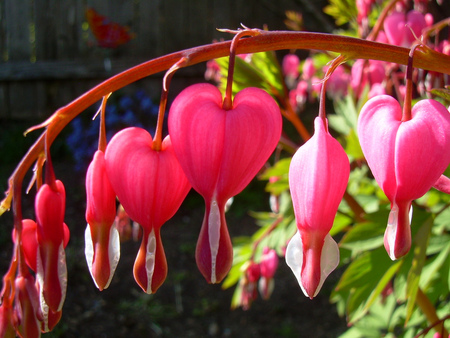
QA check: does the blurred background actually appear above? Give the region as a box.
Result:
[0,1,347,337]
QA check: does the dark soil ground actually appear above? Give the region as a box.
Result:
[0,125,348,338]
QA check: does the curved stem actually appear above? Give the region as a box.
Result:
[98,94,111,153]
[416,287,449,336]
[153,57,189,151]
[402,44,421,122]
[222,28,260,110]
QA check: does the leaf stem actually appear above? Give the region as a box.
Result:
[415,287,449,336]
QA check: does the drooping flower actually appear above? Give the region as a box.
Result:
[286,117,349,298]
[105,127,191,294]
[240,261,260,310]
[258,247,278,300]
[85,150,119,291]
[168,83,282,284]
[14,273,41,338]
[35,180,68,312]
[383,10,427,47]
[358,95,450,260]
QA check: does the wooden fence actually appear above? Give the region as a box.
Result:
[0,0,332,120]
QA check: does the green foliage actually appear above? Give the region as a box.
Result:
[323,0,358,26]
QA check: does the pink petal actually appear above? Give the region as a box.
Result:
[357,95,402,201]
[289,117,350,233]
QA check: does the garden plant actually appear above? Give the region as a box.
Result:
[1,0,450,336]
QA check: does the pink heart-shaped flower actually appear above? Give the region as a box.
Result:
[358,95,450,259]
[168,83,282,283]
[105,127,190,293]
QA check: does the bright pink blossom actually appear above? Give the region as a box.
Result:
[358,95,450,259]
[258,247,278,300]
[35,180,68,312]
[105,128,191,293]
[168,83,282,284]
[384,10,427,47]
[282,54,300,79]
[85,150,119,291]
[302,58,316,80]
[287,117,349,298]
[351,59,385,97]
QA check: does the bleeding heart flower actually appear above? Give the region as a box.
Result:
[258,247,279,300]
[358,95,450,260]
[85,150,119,291]
[14,274,41,338]
[168,83,282,284]
[105,127,191,294]
[286,117,349,298]
[35,180,68,312]
[383,10,427,47]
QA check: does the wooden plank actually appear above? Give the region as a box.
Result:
[0,57,202,81]
[4,0,33,61]
[0,84,9,119]
[135,0,163,58]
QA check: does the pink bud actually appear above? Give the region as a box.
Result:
[14,274,40,338]
[260,248,278,279]
[286,117,349,298]
[282,54,300,78]
[358,95,450,259]
[35,180,68,312]
[302,58,316,80]
[168,83,282,284]
[85,150,119,291]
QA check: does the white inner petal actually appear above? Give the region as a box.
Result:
[208,199,221,284]
[105,223,120,289]
[145,228,157,294]
[84,224,98,288]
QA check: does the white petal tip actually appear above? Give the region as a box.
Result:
[285,231,339,298]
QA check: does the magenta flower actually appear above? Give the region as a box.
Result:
[282,54,300,78]
[258,248,279,300]
[286,117,349,298]
[85,150,119,291]
[35,180,68,312]
[383,10,427,47]
[168,83,282,284]
[105,127,191,293]
[358,95,450,260]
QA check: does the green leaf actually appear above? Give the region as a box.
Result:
[323,0,358,26]
[420,240,450,290]
[259,158,291,179]
[344,128,364,161]
[334,247,398,323]
[339,209,388,254]
[429,88,450,103]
